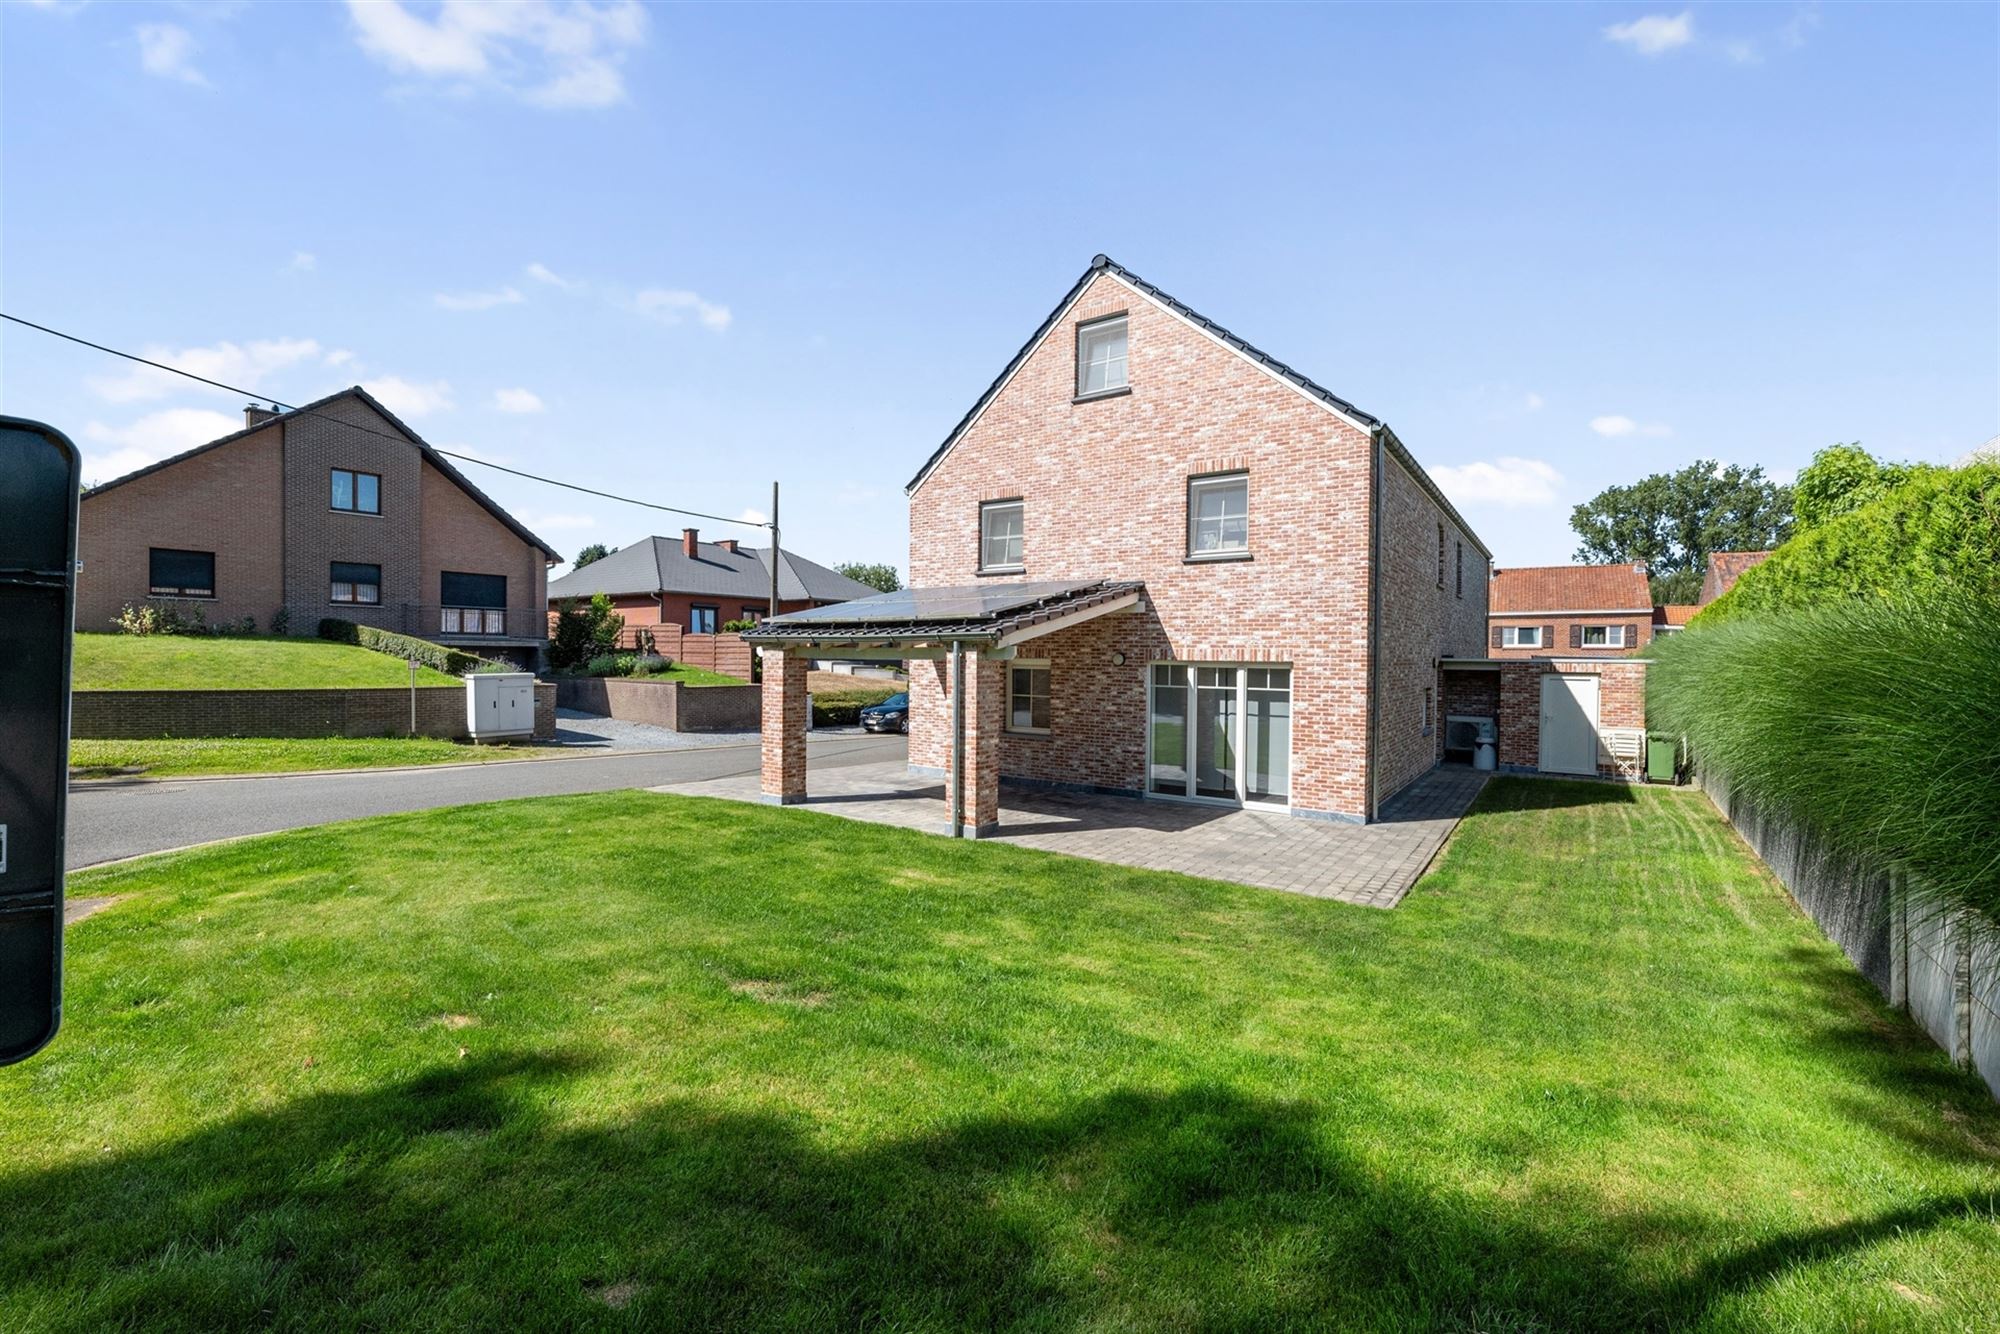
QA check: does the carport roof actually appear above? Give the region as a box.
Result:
[742,579,1145,645]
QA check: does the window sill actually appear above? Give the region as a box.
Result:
[1183,552,1252,565]
[975,566,1026,578]
[331,508,383,517]
[1071,386,1131,405]
[1005,729,1052,739]
[149,593,217,601]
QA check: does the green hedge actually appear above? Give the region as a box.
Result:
[1648,593,2000,927]
[812,685,899,727]
[1697,460,2000,625]
[318,619,499,676]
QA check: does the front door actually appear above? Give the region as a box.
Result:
[1538,674,1600,775]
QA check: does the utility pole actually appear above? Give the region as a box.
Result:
[768,480,780,620]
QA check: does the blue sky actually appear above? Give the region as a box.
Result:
[3,2,1994,576]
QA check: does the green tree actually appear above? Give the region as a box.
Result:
[835,561,901,594]
[548,594,625,672]
[1570,460,1792,604]
[573,542,616,569]
[1791,443,1919,531]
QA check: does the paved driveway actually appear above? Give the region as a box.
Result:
[66,734,904,870]
[657,761,1488,907]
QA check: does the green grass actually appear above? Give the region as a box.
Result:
[74,634,462,690]
[69,736,542,778]
[5,779,1997,1330]
[634,661,743,686]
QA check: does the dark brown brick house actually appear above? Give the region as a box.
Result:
[76,386,560,667]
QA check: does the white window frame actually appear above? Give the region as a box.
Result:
[1146,661,1293,811]
[979,499,1025,572]
[1501,625,1543,648]
[1005,658,1051,735]
[1581,625,1625,648]
[1186,472,1249,559]
[1075,314,1128,398]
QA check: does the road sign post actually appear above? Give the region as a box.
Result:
[0,417,81,1066]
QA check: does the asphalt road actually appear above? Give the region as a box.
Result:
[65,733,906,871]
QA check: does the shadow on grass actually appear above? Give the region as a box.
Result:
[3,1052,1991,1331]
[1474,776,1641,813]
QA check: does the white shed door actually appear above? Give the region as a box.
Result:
[1538,675,1600,776]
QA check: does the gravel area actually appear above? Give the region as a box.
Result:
[553,709,758,752]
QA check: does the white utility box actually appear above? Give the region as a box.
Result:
[466,672,535,740]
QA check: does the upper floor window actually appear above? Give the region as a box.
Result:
[1581,625,1626,648]
[149,548,214,598]
[330,561,381,605]
[331,469,381,514]
[1500,625,1542,648]
[1187,472,1249,558]
[980,499,1024,572]
[1075,314,1128,398]
[690,604,719,634]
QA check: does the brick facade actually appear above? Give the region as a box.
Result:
[1487,614,1652,659]
[903,265,1488,822]
[760,651,808,803]
[76,391,555,656]
[1494,659,1648,779]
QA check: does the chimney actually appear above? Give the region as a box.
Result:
[682,527,700,557]
[245,403,279,428]
[717,538,739,555]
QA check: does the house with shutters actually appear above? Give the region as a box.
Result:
[746,254,1493,830]
[1485,563,1655,657]
[75,386,561,668]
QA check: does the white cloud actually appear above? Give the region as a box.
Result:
[136,23,210,86]
[80,408,242,483]
[362,376,454,417]
[1604,11,1694,56]
[1429,457,1564,508]
[288,251,317,273]
[434,286,524,312]
[634,288,732,331]
[1590,414,1674,438]
[324,348,357,368]
[89,337,323,403]
[1778,5,1821,49]
[1523,392,1544,412]
[525,261,580,291]
[736,507,769,526]
[493,387,544,414]
[345,0,647,110]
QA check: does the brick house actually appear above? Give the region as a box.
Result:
[77,387,560,667]
[747,254,1492,829]
[546,528,877,632]
[1698,549,1772,605]
[1486,563,1654,658]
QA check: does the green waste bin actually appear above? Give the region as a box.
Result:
[1646,736,1678,785]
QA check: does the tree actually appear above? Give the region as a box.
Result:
[548,594,624,672]
[1570,460,1792,605]
[573,542,616,569]
[836,561,901,594]
[1791,443,1918,532]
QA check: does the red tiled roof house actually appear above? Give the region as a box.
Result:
[1487,563,1654,657]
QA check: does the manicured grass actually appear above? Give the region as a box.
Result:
[73,633,462,690]
[69,736,542,778]
[5,779,1996,1330]
[637,661,743,686]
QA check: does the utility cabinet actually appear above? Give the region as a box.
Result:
[466,672,535,741]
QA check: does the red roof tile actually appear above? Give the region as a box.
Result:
[1654,604,1700,627]
[1699,550,1773,605]
[1489,563,1652,615]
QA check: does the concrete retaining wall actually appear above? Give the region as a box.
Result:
[554,676,760,732]
[73,683,556,741]
[1703,768,1998,1100]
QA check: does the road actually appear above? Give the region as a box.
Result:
[65,734,906,870]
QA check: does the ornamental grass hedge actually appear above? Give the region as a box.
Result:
[1647,591,2000,928]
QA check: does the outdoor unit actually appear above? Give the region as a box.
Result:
[1445,714,1498,772]
[466,672,535,741]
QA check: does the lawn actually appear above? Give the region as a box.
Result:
[73,633,462,690]
[69,736,543,779]
[4,779,1996,1330]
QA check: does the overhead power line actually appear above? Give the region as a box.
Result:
[0,311,772,532]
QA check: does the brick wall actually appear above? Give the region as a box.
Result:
[553,676,760,732]
[1441,668,1500,720]
[1494,659,1647,778]
[906,266,1483,821]
[284,396,423,634]
[73,682,556,741]
[420,458,547,622]
[1487,614,1652,658]
[76,426,286,632]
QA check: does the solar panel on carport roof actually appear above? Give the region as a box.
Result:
[768,581,1098,624]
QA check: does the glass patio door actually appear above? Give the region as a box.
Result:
[1148,663,1291,806]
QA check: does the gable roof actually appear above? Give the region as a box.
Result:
[547,535,879,604]
[1699,550,1773,605]
[1654,604,1700,627]
[81,385,561,560]
[1489,563,1653,615]
[900,254,1491,561]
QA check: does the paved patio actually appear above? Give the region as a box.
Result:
[655,762,1488,908]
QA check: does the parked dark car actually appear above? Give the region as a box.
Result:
[859,692,908,733]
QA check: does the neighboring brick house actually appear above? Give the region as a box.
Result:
[1698,549,1773,605]
[1486,563,1654,658]
[1652,603,1699,636]
[77,387,560,668]
[748,254,1491,828]
[545,528,876,632]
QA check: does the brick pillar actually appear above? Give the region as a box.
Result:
[760,649,807,805]
[958,654,1004,836]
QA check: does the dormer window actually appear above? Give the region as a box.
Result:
[980,499,1024,572]
[1075,314,1128,399]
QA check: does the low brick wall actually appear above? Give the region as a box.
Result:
[73,683,556,741]
[554,676,760,732]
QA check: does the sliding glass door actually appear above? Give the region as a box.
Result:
[1148,663,1291,806]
